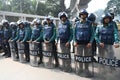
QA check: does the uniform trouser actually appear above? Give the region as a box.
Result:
[38,42,43,62]
[51,41,58,64]
[75,45,92,74]
[92,40,96,56]
[3,41,11,56]
[98,45,115,77]
[59,43,71,72]
[0,46,2,50]
[24,42,30,61]
[0,40,3,50]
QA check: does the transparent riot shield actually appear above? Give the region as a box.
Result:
[42,43,54,69]
[57,42,72,72]
[9,41,18,61]
[74,46,94,77]
[17,42,26,63]
[96,45,120,80]
[29,42,39,67]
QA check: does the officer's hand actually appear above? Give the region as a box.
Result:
[8,40,11,42]
[114,44,119,48]
[36,41,40,43]
[33,40,39,44]
[93,22,97,26]
[16,40,19,43]
[55,42,58,47]
[86,43,92,48]
[33,40,36,43]
[20,41,23,43]
[99,43,104,48]
[74,42,78,47]
[45,41,49,44]
[29,40,32,42]
[11,40,13,42]
[65,42,70,47]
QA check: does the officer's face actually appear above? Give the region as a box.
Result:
[11,25,16,29]
[46,19,51,24]
[80,14,87,19]
[104,17,110,24]
[61,16,67,22]
[34,22,38,27]
[3,23,9,28]
[19,24,24,28]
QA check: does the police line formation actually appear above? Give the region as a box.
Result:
[0,9,120,78]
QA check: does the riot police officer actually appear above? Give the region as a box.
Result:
[30,18,43,64]
[57,12,73,72]
[9,22,18,40]
[13,20,32,62]
[23,21,32,62]
[9,22,19,58]
[88,13,97,56]
[95,13,119,79]
[2,19,12,58]
[43,16,59,67]
[74,9,94,77]
[0,23,4,52]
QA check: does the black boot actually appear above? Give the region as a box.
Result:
[55,62,59,68]
[5,54,11,58]
[2,53,7,56]
[38,60,43,64]
[26,56,30,62]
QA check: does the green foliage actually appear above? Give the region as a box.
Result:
[0,0,67,17]
[0,0,11,11]
[45,0,66,17]
[105,0,120,16]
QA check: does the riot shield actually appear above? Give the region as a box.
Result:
[96,44,120,80]
[29,42,39,67]
[42,43,54,69]
[9,41,18,61]
[17,42,26,63]
[57,42,72,72]
[74,45,94,77]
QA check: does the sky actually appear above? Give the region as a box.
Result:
[65,0,110,13]
[87,0,110,13]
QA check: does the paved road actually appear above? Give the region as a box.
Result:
[0,45,120,80]
[0,53,103,80]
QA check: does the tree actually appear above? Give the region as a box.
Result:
[35,1,48,16]
[105,0,120,16]
[10,0,34,14]
[0,0,11,11]
[0,0,67,17]
[45,0,67,17]
[94,9,104,22]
